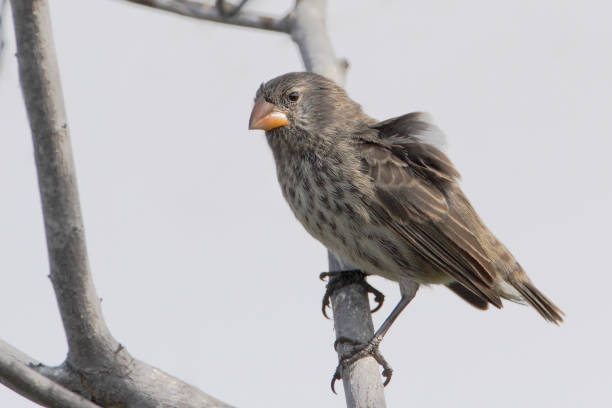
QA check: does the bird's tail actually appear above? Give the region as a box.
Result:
[507,276,564,324]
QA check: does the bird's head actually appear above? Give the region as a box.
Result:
[248,72,365,140]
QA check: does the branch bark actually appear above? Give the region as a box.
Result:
[122,0,291,32]
[290,1,387,407]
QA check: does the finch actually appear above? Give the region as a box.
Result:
[249,72,563,384]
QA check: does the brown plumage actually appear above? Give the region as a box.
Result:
[249,72,563,325]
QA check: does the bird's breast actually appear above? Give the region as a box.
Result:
[273,152,451,284]
[276,153,366,233]
[273,153,406,281]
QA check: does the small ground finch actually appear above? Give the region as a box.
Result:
[249,72,563,385]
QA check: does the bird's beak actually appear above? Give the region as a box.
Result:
[249,97,289,131]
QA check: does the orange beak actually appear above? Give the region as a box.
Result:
[249,97,289,131]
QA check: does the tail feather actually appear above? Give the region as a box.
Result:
[509,278,564,324]
[447,282,489,310]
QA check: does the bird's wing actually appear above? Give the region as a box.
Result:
[358,112,502,307]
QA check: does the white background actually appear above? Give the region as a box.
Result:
[1,1,611,407]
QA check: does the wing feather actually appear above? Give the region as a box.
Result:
[359,113,502,307]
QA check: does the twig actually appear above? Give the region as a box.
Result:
[123,0,291,32]
[289,1,387,407]
[0,340,101,408]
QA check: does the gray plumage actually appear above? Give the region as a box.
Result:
[251,72,563,323]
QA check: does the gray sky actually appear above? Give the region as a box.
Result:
[1,0,611,407]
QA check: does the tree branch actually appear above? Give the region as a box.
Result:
[289,0,346,83]
[0,0,8,66]
[122,0,291,32]
[11,0,118,369]
[289,1,387,407]
[215,0,248,18]
[7,1,233,407]
[0,339,39,369]
[0,340,101,408]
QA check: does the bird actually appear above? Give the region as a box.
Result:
[248,71,563,388]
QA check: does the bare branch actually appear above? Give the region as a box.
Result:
[0,340,39,369]
[0,340,101,408]
[327,256,387,407]
[7,1,233,407]
[10,0,118,368]
[123,0,291,32]
[289,1,387,407]
[215,0,248,18]
[0,0,8,65]
[289,0,346,83]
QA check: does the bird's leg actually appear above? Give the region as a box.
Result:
[331,280,419,391]
[319,270,385,319]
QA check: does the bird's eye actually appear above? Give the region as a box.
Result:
[287,91,300,102]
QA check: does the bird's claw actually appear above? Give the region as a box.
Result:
[330,365,342,394]
[330,335,393,393]
[368,285,385,314]
[319,270,385,319]
[319,272,334,319]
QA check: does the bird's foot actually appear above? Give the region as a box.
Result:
[319,270,385,319]
[330,335,393,393]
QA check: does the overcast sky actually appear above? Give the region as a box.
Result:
[1,1,611,407]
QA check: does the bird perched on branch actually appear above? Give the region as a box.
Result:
[249,72,563,388]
